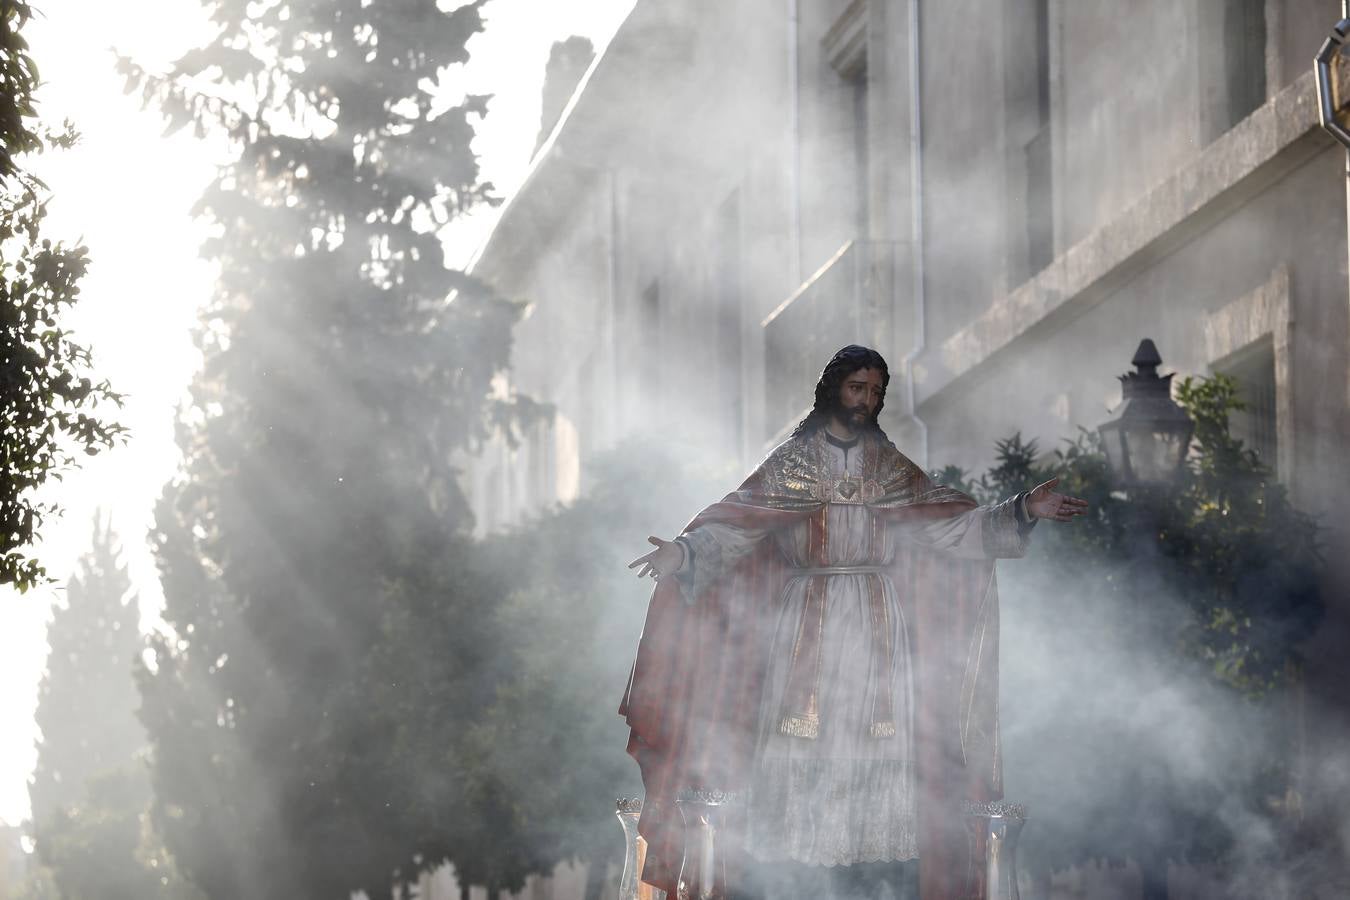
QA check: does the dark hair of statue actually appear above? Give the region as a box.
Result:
[790,344,892,440]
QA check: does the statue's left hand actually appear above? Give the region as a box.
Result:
[1025,477,1089,523]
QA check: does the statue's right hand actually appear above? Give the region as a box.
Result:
[627,536,685,582]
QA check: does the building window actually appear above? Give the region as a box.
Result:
[528,418,554,512]
[1005,0,1053,286]
[1217,336,1276,468]
[714,191,744,455]
[823,0,869,238]
[577,350,596,462]
[484,461,505,534]
[1223,0,1266,128]
[641,279,660,399]
[1026,0,1052,274]
[553,413,580,504]
[1200,0,1266,142]
[853,74,870,237]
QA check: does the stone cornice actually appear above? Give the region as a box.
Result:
[915,65,1345,407]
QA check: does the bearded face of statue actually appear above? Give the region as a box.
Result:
[830,367,885,433]
[792,344,891,439]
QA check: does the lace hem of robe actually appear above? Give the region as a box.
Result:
[744,759,919,867]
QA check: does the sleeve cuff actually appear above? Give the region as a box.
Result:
[673,536,692,570]
[673,536,696,604]
[1014,491,1038,534]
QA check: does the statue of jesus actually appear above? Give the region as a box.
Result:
[620,345,1087,900]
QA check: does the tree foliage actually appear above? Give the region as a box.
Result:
[946,375,1321,695]
[448,441,719,898]
[26,768,200,900]
[31,516,144,823]
[0,0,125,592]
[26,516,193,900]
[936,374,1324,896]
[122,1,537,897]
[1168,375,1321,694]
[309,440,720,900]
[0,0,43,180]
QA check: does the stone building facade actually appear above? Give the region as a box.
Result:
[472,0,1346,535]
[468,0,1350,894]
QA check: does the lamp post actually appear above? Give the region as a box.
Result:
[1097,339,1193,494]
[1314,4,1350,426]
[1097,339,1192,900]
[1097,337,1192,619]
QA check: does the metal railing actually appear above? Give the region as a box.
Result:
[761,240,898,443]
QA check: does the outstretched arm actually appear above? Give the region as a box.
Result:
[629,522,771,603]
[902,477,1088,559]
[628,536,685,582]
[1024,476,1089,522]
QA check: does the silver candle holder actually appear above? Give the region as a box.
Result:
[674,789,737,900]
[616,798,644,900]
[964,800,1028,900]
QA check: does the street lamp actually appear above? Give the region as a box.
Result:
[1098,340,1192,900]
[1098,339,1193,490]
[1314,6,1350,372]
[1315,11,1350,150]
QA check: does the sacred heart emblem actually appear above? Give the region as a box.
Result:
[837,479,858,499]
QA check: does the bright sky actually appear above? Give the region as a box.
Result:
[0,0,635,829]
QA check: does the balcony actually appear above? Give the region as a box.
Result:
[761,240,898,443]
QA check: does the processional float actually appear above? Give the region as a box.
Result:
[616,795,1028,899]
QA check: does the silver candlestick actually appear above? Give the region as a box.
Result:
[965,800,1028,900]
[616,798,644,900]
[674,789,736,900]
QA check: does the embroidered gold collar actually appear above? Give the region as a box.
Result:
[756,429,939,509]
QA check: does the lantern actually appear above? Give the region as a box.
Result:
[1098,339,1193,489]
